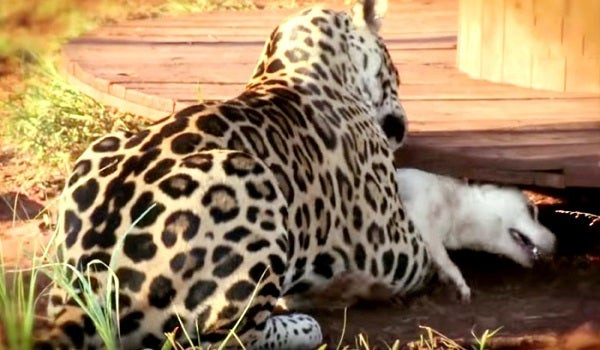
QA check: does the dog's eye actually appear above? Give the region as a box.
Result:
[527,203,537,220]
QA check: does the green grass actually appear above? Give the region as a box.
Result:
[0,217,56,350]
[0,202,151,350]
[0,0,258,188]
[402,325,502,350]
[471,327,502,350]
[0,246,38,350]
[47,261,121,350]
[42,204,162,350]
[0,0,145,184]
[0,235,121,350]
[162,266,272,350]
[156,0,255,13]
[3,57,145,175]
[0,0,100,60]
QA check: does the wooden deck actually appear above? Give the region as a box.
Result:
[60,0,600,188]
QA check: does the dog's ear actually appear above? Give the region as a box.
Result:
[352,0,388,32]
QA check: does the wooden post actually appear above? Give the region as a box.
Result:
[457,0,600,93]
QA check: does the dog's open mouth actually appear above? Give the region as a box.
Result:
[509,228,541,261]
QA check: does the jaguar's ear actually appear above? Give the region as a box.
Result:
[352,0,388,32]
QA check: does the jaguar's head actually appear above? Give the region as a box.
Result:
[248,0,408,148]
[350,0,407,148]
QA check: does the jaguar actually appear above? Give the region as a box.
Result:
[38,1,432,349]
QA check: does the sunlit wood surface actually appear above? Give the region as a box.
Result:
[60,0,600,188]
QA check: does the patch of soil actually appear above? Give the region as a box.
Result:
[0,144,56,269]
[0,221,52,267]
[0,142,55,268]
[314,189,600,348]
[316,253,600,348]
[0,192,45,221]
[0,191,52,267]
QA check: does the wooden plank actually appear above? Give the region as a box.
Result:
[429,166,566,188]
[397,137,600,170]
[531,0,564,57]
[63,41,266,65]
[565,159,600,187]
[88,1,458,40]
[168,96,600,132]
[531,55,566,91]
[479,0,504,81]
[60,65,172,119]
[71,61,111,93]
[64,38,456,63]
[57,0,600,188]
[116,80,600,104]
[394,143,568,187]
[566,0,600,57]
[457,0,482,74]
[64,40,597,100]
[108,14,457,31]
[65,51,600,102]
[401,140,600,165]
[88,27,456,46]
[410,129,600,147]
[405,99,600,132]
[89,25,458,38]
[88,62,256,84]
[451,143,600,160]
[502,0,533,87]
[565,56,600,93]
[124,87,175,113]
[118,82,237,102]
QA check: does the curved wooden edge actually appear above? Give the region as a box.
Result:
[59,51,174,121]
[61,45,600,189]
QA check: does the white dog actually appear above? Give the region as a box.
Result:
[395,168,556,301]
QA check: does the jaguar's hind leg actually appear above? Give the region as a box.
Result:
[163,150,322,349]
[42,150,322,350]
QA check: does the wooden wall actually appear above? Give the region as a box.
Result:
[457,0,600,93]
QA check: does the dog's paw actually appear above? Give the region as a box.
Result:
[456,283,471,303]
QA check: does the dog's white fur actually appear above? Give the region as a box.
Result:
[395,168,556,301]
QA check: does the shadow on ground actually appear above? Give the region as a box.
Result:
[0,192,45,221]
